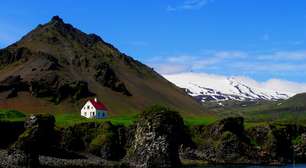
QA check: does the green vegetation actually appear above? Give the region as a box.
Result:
[0,109,26,121]
[184,116,217,126]
[88,122,122,159]
[292,135,303,145]
[55,113,137,127]
[210,94,306,126]
[2,92,306,128]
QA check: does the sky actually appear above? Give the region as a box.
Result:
[1,0,306,91]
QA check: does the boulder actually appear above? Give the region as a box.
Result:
[8,114,58,167]
[0,120,25,149]
[217,117,244,136]
[61,122,101,151]
[293,133,306,162]
[89,122,124,160]
[125,105,186,168]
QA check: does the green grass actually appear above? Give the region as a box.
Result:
[55,113,138,127]
[0,109,26,121]
[0,108,217,127]
[56,113,219,127]
[184,116,217,126]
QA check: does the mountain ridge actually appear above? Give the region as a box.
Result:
[164,72,290,103]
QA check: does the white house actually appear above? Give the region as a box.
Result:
[81,98,108,119]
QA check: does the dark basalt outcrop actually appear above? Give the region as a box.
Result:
[125,105,189,168]
[181,117,306,165]
[61,122,102,152]
[0,120,24,149]
[0,75,29,98]
[89,122,125,160]
[7,114,59,168]
[294,133,306,162]
[61,121,127,161]
[0,111,306,167]
[0,47,30,66]
[181,117,255,164]
[95,62,131,96]
[0,74,94,103]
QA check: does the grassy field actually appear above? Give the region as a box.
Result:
[183,116,217,126]
[1,94,306,128]
[0,109,26,121]
[0,108,303,128]
[55,113,219,127]
[0,108,219,127]
[55,113,137,127]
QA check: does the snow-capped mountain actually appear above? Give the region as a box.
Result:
[164,73,291,102]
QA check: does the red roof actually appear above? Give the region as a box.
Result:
[89,99,108,111]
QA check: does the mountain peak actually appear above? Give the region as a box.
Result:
[0,17,205,115]
[164,73,290,103]
[50,15,64,24]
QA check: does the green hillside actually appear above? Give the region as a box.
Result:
[212,93,306,125]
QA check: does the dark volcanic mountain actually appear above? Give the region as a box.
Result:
[0,16,204,115]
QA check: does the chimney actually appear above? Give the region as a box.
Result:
[94,98,98,102]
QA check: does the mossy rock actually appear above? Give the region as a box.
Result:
[125,105,187,168]
[61,122,100,151]
[0,120,25,148]
[89,122,124,160]
[13,114,58,154]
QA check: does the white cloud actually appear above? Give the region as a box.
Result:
[146,51,247,74]
[155,63,190,74]
[147,50,306,76]
[257,51,306,61]
[263,79,306,95]
[167,0,214,11]
[230,62,306,73]
[147,50,248,74]
[231,75,306,95]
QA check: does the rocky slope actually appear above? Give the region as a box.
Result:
[164,73,290,103]
[0,16,204,115]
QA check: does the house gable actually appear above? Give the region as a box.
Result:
[81,99,108,119]
[81,101,96,118]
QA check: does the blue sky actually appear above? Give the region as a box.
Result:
[1,0,306,83]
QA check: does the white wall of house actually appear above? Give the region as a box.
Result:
[81,101,95,118]
[81,101,108,119]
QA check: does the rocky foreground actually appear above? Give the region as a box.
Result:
[0,106,306,168]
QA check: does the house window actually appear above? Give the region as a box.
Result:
[87,105,90,109]
[84,112,87,116]
[102,113,104,117]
